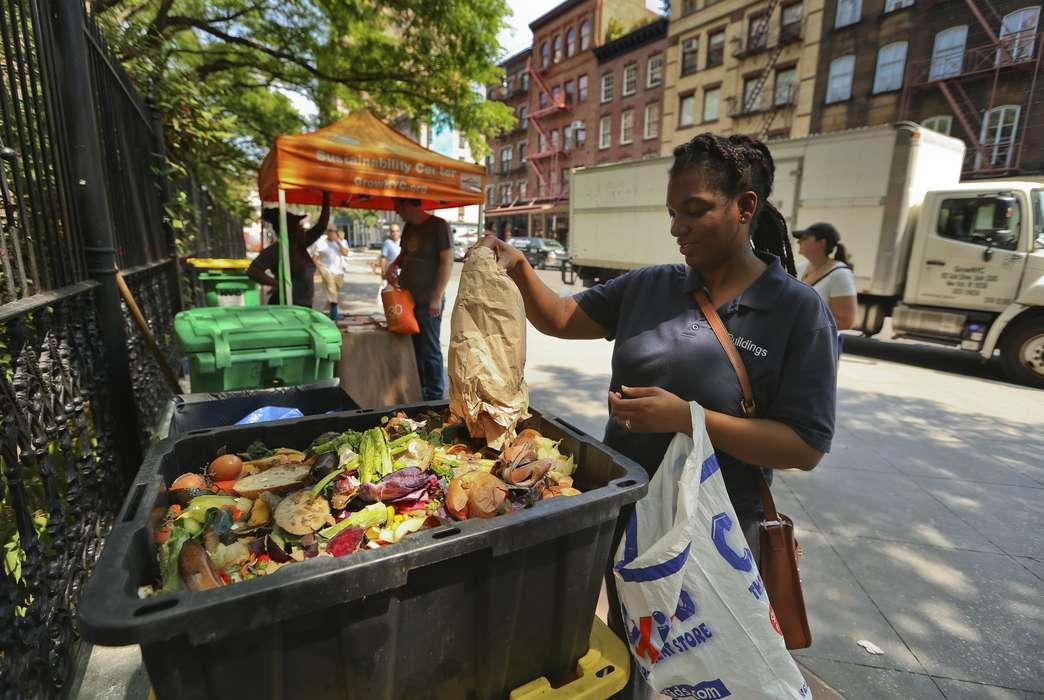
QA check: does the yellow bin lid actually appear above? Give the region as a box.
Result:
[186,257,251,270]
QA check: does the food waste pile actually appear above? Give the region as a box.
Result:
[148,411,579,595]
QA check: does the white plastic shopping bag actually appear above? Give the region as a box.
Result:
[612,403,809,699]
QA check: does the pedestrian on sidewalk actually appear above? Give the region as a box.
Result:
[379,224,402,276]
[385,198,453,400]
[481,133,838,697]
[312,224,350,320]
[795,222,857,330]
[248,192,331,308]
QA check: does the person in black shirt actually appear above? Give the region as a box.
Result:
[248,192,331,307]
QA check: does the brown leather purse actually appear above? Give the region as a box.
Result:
[693,289,813,650]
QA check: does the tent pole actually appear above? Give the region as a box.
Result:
[278,189,292,305]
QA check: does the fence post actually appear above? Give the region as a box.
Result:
[148,99,186,314]
[50,0,143,477]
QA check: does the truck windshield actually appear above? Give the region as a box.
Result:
[1034,190,1044,250]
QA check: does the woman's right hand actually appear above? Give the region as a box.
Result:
[479,235,526,273]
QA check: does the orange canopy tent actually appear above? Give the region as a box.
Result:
[258,109,486,211]
[257,110,486,303]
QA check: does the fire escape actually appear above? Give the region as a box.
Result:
[525,58,570,201]
[899,0,1043,176]
[725,0,802,140]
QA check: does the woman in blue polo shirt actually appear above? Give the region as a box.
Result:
[482,133,837,673]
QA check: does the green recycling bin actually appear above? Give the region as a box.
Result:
[174,306,343,392]
[197,270,262,307]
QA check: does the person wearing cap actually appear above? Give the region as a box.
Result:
[248,192,332,308]
[385,197,453,400]
[794,223,857,331]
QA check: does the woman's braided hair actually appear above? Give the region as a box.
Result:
[670,133,797,276]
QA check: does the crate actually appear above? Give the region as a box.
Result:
[78,403,647,700]
[174,306,342,392]
[167,378,359,436]
[509,618,629,699]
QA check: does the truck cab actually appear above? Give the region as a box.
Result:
[886,183,1044,386]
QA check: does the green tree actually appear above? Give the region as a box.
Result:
[604,17,625,42]
[94,0,515,222]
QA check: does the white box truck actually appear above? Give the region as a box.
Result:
[566,123,1044,387]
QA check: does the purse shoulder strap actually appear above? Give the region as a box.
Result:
[692,290,756,418]
[692,289,780,522]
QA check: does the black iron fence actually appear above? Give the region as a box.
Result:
[0,0,246,695]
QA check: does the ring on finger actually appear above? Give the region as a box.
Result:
[624,418,632,431]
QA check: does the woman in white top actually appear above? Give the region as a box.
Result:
[795,222,857,330]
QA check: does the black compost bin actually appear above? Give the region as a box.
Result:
[79,402,647,700]
[168,378,360,435]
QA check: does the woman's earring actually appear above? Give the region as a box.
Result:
[739,215,749,224]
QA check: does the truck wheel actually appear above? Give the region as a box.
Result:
[999,318,1044,388]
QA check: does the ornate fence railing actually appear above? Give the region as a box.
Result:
[0,0,246,695]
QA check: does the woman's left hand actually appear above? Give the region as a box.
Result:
[608,386,692,436]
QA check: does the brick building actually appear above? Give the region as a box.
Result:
[484,0,658,240]
[809,0,1043,179]
[660,0,826,153]
[593,18,670,164]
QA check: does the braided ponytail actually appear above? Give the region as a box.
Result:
[670,133,797,276]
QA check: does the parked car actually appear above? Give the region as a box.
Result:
[508,237,567,269]
[452,232,478,261]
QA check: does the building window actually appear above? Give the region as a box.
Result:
[743,77,762,113]
[553,34,563,63]
[539,91,549,108]
[575,121,586,146]
[485,154,493,175]
[683,0,698,13]
[707,30,725,67]
[681,37,700,75]
[702,87,720,121]
[644,103,660,139]
[565,80,575,104]
[679,93,696,127]
[553,85,563,105]
[623,63,638,96]
[500,146,512,174]
[647,53,664,87]
[551,128,560,149]
[486,186,494,207]
[538,131,547,153]
[564,124,573,150]
[521,73,529,91]
[998,7,1040,64]
[930,25,968,79]
[747,12,769,51]
[519,181,527,200]
[500,183,511,205]
[601,72,614,102]
[774,66,797,105]
[599,115,612,149]
[541,41,550,68]
[873,41,908,93]
[566,27,576,57]
[978,105,1021,169]
[826,55,855,103]
[580,19,591,50]
[578,74,589,101]
[620,109,635,144]
[884,0,914,12]
[781,3,803,42]
[921,116,952,135]
[518,142,527,161]
[518,106,528,130]
[835,0,861,28]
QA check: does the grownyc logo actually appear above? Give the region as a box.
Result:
[684,321,769,358]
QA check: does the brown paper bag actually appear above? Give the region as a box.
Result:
[448,246,529,449]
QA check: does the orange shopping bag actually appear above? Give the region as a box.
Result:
[381,285,420,335]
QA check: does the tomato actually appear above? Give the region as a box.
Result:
[171,473,207,491]
[208,454,243,481]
